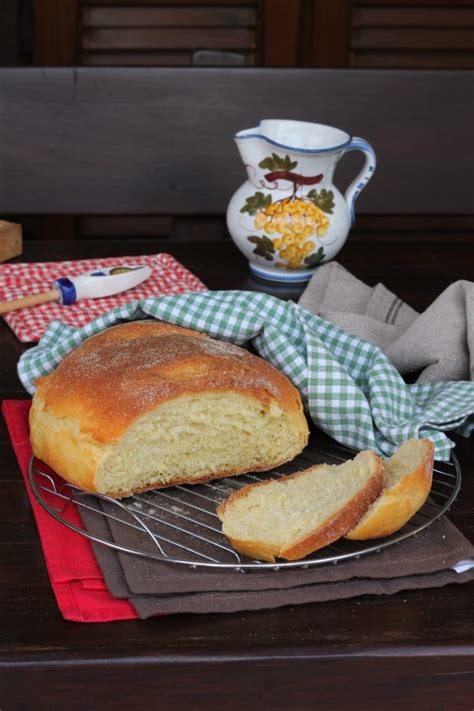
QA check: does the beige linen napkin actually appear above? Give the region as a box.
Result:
[298,262,474,383]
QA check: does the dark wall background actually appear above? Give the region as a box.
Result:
[0,0,32,65]
[1,0,473,241]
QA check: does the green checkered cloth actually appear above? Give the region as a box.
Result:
[17,290,474,461]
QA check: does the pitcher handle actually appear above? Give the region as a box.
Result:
[342,138,377,225]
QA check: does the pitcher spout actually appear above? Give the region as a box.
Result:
[235,120,351,153]
[234,120,350,189]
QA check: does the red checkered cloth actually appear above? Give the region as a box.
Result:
[0,253,207,343]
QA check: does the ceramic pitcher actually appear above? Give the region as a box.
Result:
[226,120,376,283]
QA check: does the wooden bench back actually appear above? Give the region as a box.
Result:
[0,67,472,215]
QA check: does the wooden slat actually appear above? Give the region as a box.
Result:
[171,216,229,241]
[354,214,474,233]
[83,27,255,50]
[352,28,474,51]
[0,0,23,66]
[0,68,472,215]
[85,0,255,5]
[262,0,302,66]
[33,0,80,65]
[82,6,256,27]
[192,49,252,65]
[83,51,193,65]
[80,215,228,240]
[80,215,173,236]
[83,50,255,66]
[355,0,474,6]
[306,0,351,67]
[27,216,77,241]
[352,50,474,69]
[353,7,474,28]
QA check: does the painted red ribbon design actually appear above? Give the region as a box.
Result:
[264,171,324,186]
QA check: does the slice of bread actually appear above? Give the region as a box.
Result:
[216,450,383,562]
[345,439,434,541]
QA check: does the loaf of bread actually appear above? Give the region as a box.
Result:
[29,321,309,497]
[217,451,383,562]
[345,438,434,540]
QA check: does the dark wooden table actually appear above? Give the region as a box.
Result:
[1,237,473,710]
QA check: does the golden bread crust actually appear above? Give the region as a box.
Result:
[345,439,434,540]
[32,321,304,443]
[217,453,384,562]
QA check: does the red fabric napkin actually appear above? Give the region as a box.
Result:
[2,399,139,622]
[0,253,207,342]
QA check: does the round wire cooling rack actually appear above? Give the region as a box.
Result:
[29,437,462,572]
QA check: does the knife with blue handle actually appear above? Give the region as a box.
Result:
[0,265,152,314]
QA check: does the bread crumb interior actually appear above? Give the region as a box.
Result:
[221,451,377,550]
[97,392,304,495]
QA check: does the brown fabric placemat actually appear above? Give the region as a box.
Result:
[103,502,474,594]
[84,433,473,597]
[130,569,474,617]
[80,497,474,617]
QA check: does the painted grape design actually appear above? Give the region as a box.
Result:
[240,154,334,270]
[255,197,328,269]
